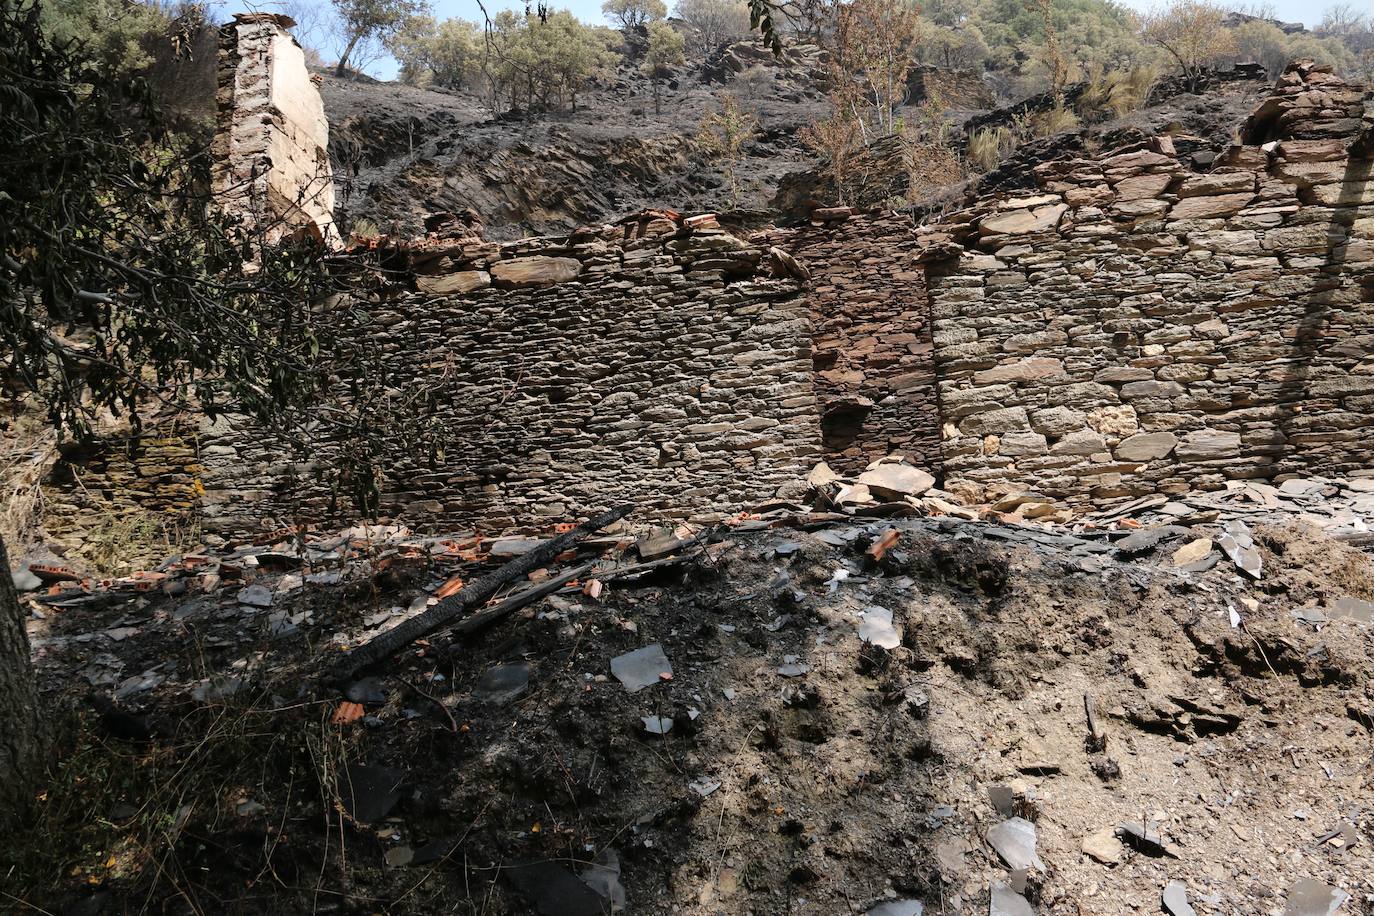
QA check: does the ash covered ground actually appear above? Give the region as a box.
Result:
[10,483,1374,915]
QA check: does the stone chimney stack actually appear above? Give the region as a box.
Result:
[211,13,339,248]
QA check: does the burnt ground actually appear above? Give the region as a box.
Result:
[320,49,830,241]
[325,46,1278,241]
[5,510,1374,915]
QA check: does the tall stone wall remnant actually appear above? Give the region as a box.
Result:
[211,13,338,247]
[917,60,1373,506]
[35,53,1374,541]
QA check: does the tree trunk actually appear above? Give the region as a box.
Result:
[0,534,42,830]
[654,78,661,115]
[335,31,362,78]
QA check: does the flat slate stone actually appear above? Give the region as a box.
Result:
[856,464,935,499]
[1283,878,1349,916]
[473,662,531,704]
[611,644,672,692]
[417,270,491,296]
[991,882,1035,916]
[490,256,581,288]
[339,765,406,824]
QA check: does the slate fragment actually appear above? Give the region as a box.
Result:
[641,715,673,735]
[636,529,688,561]
[987,784,1016,818]
[507,860,610,916]
[986,817,1045,871]
[867,901,923,916]
[474,662,531,704]
[1163,880,1196,916]
[990,882,1034,916]
[580,848,626,912]
[611,644,672,692]
[858,605,901,649]
[1116,821,1178,858]
[1114,527,1171,557]
[10,567,42,591]
[1172,538,1213,567]
[1283,878,1349,916]
[384,846,414,867]
[856,463,934,500]
[345,676,388,706]
[237,584,274,608]
[1330,597,1373,624]
[338,765,406,824]
[1081,826,1123,864]
[1218,520,1262,579]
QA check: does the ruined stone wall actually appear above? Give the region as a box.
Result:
[764,213,940,475]
[921,61,1374,505]
[197,216,820,534]
[39,421,203,569]
[211,13,337,246]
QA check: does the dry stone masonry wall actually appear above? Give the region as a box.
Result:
[36,56,1374,540]
[39,420,204,568]
[197,213,820,533]
[211,13,338,247]
[918,61,1374,506]
[764,213,940,475]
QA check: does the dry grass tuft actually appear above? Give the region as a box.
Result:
[966,126,1017,172]
[0,416,57,555]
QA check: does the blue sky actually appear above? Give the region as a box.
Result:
[282,0,1345,80]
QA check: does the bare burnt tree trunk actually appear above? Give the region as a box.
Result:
[0,534,42,830]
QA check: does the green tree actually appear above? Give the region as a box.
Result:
[825,0,920,142]
[39,0,169,72]
[389,14,482,88]
[1315,3,1373,81]
[486,9,619,113]
[603,0,668,29]
[644,19,685,114]
[919,21,992,69]
[331,0,430,77]
[0,0,369,828]
[674,0,751,56]
[971,0,1144,95]
[1140,0,1236,90]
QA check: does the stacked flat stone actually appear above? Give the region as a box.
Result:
[763,213,940,475]
[40,425,204,565]
[197,215,819,533]
[921,60,1374,507]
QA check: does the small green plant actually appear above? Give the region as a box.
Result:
[1106,64,1159,117]
[83,508,199,576]
[349,217,382,243]
[697,92,758,207]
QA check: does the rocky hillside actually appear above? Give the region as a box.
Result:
[320,43,832,240]
[323,47,1302,240]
